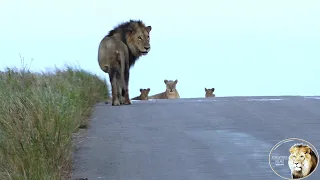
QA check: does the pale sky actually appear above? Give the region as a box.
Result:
[1,0,319,98]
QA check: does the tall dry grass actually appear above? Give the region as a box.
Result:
[0,65,108,180]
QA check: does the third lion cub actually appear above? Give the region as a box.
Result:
[205,88,215,98]
[149,79,180,99]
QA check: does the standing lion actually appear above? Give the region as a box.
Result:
[98,20,152,106]
[288,143,318,179]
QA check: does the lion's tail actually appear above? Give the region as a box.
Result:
[115,50,120,63]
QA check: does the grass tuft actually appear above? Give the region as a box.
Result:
[0,64,108,180]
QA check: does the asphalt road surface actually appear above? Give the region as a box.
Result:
[72,96,320,180]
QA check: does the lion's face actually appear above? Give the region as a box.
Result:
[289,151,310,172]
[139,88,150,100]
[205,88,215,95]
[288,145,313,173]
[164,80,178,94]
[127,25,152,56]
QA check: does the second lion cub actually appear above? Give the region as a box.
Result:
[131,88,150,100]
[149,79,180,99]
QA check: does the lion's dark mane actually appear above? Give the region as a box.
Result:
[106,19,146,67]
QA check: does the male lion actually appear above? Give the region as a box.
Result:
[131,88,150,100]
[98,19,152,106]
[205,88,215,98]
[288,143,318,179]
[149,79,180,99]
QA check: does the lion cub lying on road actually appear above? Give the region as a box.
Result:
[288,143,318,179]
[205,88,215,98]
[131,88,150,100]
[149,79,180,99]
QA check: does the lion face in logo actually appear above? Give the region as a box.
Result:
[288,144,318,179]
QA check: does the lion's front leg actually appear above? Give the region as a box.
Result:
[123,65,131,105]
[119,85,125,105]
[123,89,131,105]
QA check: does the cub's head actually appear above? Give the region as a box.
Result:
[139,88,150,100]
[205,88,215,97]
[164,79,178,94]
[205,88,215,94]
[126,20,152,57]
[288,144,314,175]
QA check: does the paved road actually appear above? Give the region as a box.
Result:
[72,96,320,180]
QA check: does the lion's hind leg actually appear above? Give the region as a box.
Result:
[109,68,121,106]
[113,49,129,106]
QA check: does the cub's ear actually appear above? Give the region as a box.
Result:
[164,79,168,84]
[146,26,152,33]
[205,88,207,91]
[212,88,215,91]
[140,88,143,92]
[174,79,178,84]
[147,88,150,91]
